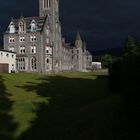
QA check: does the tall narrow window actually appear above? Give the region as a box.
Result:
[43,0,46,8]
[30,45,36,54]
[31,57,37,71]
[19,21,26,33]
[44,0,50,8]
[30,20,37,32]
[48,0,50,8]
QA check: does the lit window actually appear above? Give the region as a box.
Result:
[19,21,26,33]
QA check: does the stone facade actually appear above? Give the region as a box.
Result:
[4,0,92,73]
[0,50,16,73]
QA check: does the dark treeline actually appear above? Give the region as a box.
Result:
[109,35,140,139]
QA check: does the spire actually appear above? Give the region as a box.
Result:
[76,32,82,41]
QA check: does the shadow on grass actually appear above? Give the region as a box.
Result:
[17,75,126,140]
[0,75,18,140]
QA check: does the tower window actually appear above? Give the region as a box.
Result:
[30,35,37,42]
[43,0,50,9]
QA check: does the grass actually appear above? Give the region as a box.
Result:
[0,72,126,140]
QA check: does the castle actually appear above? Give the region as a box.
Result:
[3,0,92,73]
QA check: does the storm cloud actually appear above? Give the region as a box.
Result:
[0,0,140,51]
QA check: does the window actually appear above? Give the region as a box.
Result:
[30,35,37,42]
[12,55,14,58]
[46,47,49,54]
[77,50,79,54]
[9,37,15,43]
[20,46,25,54]
[31,57,37,71]
[19,21,26,33]
[9,46,14,52]
[9,21,15,34]
[43,0,50,9]
[19,36,25,42]
[31,20,37,32]
[46,58,51,70]
[30,45,36,54]
[17,57,26,71]
[6,54,9,57]
[46,58,49,63]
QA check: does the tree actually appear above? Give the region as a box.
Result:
[124,35,137,57]
[101,54,114,68]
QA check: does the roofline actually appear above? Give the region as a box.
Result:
[0,49,16,54]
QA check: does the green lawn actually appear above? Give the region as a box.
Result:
[0,72,126,140]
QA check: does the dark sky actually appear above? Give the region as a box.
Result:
[0,0,140,51]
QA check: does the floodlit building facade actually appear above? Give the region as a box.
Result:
[4,0,92,73]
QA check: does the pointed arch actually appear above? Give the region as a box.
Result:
[18,18,26,33]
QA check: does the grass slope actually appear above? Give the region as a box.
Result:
[0,72,125,140]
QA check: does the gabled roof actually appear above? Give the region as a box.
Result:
[5,16,47,34]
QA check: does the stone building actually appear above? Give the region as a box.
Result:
[4,0,92,73]
[0,50,16,73]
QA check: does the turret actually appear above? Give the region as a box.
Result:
[75,32,83,47]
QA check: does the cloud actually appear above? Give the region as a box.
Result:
[0,0,140,50]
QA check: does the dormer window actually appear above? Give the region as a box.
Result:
[31,20,37,32]
[9,21,15,33]
[19,20,26,33]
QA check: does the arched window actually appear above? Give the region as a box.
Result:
[46,58,49,63]
[31,57,37,71]
[19,20,26,33]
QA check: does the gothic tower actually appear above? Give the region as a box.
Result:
[39,0,62,72]
[39,0,59,17]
